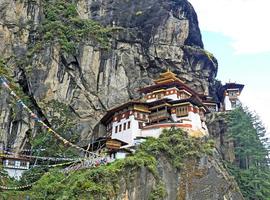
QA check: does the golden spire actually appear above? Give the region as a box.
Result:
[154,69,183,84]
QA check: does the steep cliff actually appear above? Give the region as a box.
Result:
[0,0,246,199]
[207,112,236,163]
[1,129,244,200]
[0,0,219,150]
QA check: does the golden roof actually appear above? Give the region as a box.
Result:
[154,69,184,84]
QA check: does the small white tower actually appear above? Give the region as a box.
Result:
[220,83,244,111]
[1,156,30,180]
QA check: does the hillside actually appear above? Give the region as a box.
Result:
[0,0,269,200]
[1,129,244,200]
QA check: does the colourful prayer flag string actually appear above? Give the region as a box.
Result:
[0,75,98,155]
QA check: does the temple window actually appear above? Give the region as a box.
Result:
[8,160,15,166]
[119,124,122,132]
[20,161,27,167]
[231,100,237,108]
[143,114,146,120]
[228,90,239,97]
[15,161,20,168]
[180,92,189,99]
[115,126,118,133]
[176,106,188,117]
[157,93,164,99]
[138,122,143,129]
[123,123,126,130]
[128,121,131,129]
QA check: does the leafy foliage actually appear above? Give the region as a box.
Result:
[139,128,214,169]
[31,100,80,158]
[32,0,111,55]
[19,166,48,185]
[1,128,214,199]
[0,59,12,81]
[0,58,32,112]
[0,164,8,184]
[149,182,167,200]
[225,107,270,200]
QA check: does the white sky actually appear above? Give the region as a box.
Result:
[189,0,270,134]
[189,0,270,54]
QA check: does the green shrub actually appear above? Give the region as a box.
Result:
[1,128,214,199]
[38,0,111,55]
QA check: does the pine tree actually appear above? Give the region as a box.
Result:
[226,107,270,200]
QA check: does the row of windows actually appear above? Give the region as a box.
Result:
[114,112,148,123]
[176,106,188,117]
[207,105,217,112]
[5,160,28,167]
[228,91,239,97]
[147,90,175,99]
[115,121,131,133]
[226,89,239,97]
[179,93,189,99]
[114,112,131,121]
[135,113,148,120]
[147,90,191,99]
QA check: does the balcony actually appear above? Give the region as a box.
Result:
[149,110,170,123]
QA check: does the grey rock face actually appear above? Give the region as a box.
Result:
[0,0,218,147]
[0,1,244,199]
[207,112,236,163]
[114,155,243,200]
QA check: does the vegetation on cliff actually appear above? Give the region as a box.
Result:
[31,100,80,158]
[225,108,270,200]
[38,0,111,54]
[5,0,112,73]
[0,128,214,199]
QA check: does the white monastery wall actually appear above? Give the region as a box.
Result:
[3,160,30,180]
[141,127,162,138]
[4,168,26,180]
[165,93,178,100]
[188,111,202,129]
[111,115,141,145]
[224,96,232,111]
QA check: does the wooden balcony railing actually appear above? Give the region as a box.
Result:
[149,110,170,122]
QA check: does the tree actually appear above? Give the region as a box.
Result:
[226,107,270,200]
[31,100,80,159]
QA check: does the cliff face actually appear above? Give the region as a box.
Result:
[0,0,218,148]
[117,155,243,200]
[0,1,245,199]
[207,112,236,163]
[1,129,244,200]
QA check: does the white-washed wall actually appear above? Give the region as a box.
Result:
[141,127,162,138]
[224,96,232,111]
[111,115,141,145]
